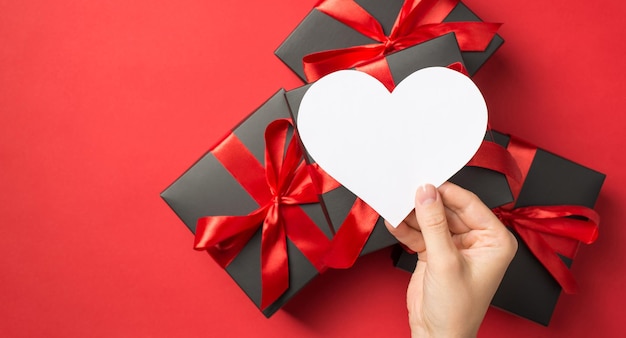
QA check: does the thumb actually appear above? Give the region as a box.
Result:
[414,184,455,259]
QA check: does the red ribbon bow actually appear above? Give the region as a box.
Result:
[194,119,331,310]
[471,135,600,293]
[493,206,598,293]
[303,0,501,89]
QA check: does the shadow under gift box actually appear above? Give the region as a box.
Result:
[161,90,335,317]
[285,33,513,258]
[275,0,504,82]
[392,131,605,326]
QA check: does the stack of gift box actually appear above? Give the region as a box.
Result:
[161,0,605,326]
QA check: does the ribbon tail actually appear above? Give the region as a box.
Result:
[514,225,579,294]
[195,208,269,268]
[260,205,289,310]
[393,0,458,36]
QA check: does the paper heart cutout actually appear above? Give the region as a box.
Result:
[297,67,488,226]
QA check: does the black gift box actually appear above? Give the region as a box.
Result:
[285,34,513,257]
[392,131,605,325]
[275,0,504,82]
[161,90,334,317]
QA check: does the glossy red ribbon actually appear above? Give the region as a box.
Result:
[303,0,501,89]
[306,162,380,269]
[305,161,382,268]
[324,198,381,268]
[193,119,332,310]
[493,206,599,294]
[473,136,600,293]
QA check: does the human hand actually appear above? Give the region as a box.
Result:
[386,182,518,338]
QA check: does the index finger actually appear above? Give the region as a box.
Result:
[438,182,503,231]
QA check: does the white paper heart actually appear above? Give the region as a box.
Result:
[297,67,488,226]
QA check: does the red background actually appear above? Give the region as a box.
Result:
[1,0,624,336]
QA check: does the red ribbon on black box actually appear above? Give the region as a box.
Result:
[303,0,500,89]
[194,119,338,310]
[469,136,600,293]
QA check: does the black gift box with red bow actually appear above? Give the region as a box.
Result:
[161,91,335,317]
[276,0,504,82]
[392,131,605,325]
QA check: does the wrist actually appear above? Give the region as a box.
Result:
[410,324,478,338]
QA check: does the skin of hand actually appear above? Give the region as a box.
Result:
[385,182,518,338]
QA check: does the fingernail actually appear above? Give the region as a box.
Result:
[416,184,437,206]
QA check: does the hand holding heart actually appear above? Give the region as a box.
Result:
[296,67,488,226]
[297,67,517,336]
[388,183,518,337]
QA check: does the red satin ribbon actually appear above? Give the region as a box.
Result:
[478,136,600,294]
[194,119,332,310]
[493,206,599,294]
[303,0,501,88]
[467,139,522,183]
[324,198,381,268]
[305,159,382,268]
